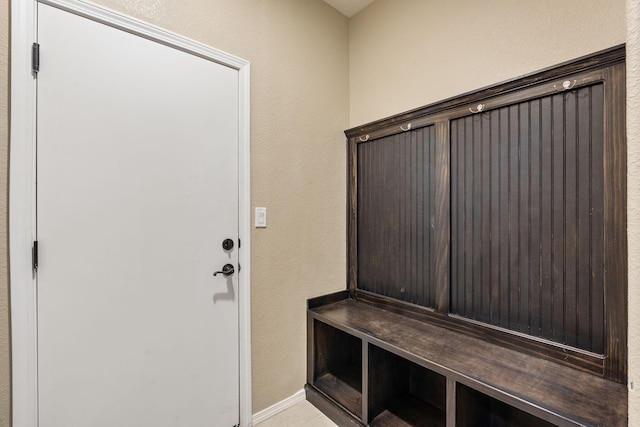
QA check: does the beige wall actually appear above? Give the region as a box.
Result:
[0,0,349,422]
[0,0,9,424]
[2,0,638,425]
[627,0,640,424]
[350,0,626,126]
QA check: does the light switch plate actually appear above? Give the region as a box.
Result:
[255,207,267,228]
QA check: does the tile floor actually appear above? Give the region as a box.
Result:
[255,399,337,427]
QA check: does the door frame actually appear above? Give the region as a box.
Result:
[9,1,253,425]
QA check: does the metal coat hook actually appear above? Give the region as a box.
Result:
[400,123,412,131]
[359,135,370,142]
[469,104,485,114]
[554,80,577,91]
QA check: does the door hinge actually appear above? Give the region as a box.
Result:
[238,238,241,249]
[32,43,40,74]
[32,241,38,271]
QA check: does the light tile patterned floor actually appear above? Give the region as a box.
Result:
[255,399,337,427]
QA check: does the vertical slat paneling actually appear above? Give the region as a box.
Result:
[529,99,542,336]
[489,109,501,328]
[519,102,530,334]
[509,104,520,330]
[472,116,483,319]
[411,130,420,304]
[450,84,605,353]
[429,125,439,307]
[499,108,510,329]
[564,90,578,348]
[389,134,398,299]
[481,113,492,324]
[590,84,605,355]
[450,122,459,313]
[540,96,553,340]
[551,93,565,344]
[464,116,473,317]
[357,126,436,308]
[577,86,592,351]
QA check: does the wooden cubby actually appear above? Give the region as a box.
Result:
[456,383,555,427]
[368,345,445,427]
[312,319,363,419]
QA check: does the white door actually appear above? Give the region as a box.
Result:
[36,4,240,426]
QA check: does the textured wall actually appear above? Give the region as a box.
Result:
[2,0,635,424]
[0,0,9,423]
[628,0,640,424]
[349,0,626,126]
[0,0,349,420]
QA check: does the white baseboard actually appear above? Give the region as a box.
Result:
[251,389,306,425]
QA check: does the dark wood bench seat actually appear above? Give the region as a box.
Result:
[306,292,627,427]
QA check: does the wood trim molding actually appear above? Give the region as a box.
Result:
[434,121,450,313]
[603,62,628,384]
[347,137,358,296]
[345,45,625,140]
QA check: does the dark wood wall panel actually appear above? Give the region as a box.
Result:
[450,84,605,353]
[357,126,436,308]
[347,47,626,381]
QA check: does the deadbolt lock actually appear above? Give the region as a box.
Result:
[222,238,234,251]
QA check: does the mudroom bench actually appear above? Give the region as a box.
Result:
[306,46,628,427]
[306,291,627,427]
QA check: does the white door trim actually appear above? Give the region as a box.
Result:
[9,1,252,425]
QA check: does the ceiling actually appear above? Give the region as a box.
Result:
[323,0,375,18]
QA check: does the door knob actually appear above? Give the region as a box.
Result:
[213,264,235,277]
